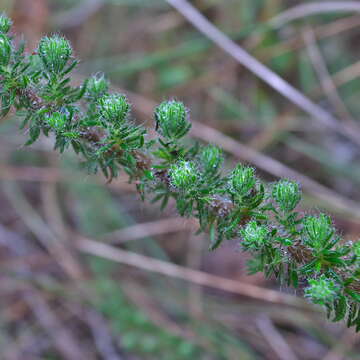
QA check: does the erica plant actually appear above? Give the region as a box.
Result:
[0,14,359,330]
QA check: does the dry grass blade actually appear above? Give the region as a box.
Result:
[302,26,355,125]
[256,315,299,360]
[76,236,310,308]
[270,2,360,28]
[23,289,94,360]
[333,60,360,87]
[165,0,360,148]
[2,181,86,280]
[103,217,196,244]
[53,0,105,28]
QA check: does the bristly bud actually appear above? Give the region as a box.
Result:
[86,74,109,100]
[154,100,191,141]
[0,13,12,33]
[0,34,11,66]
[38,35,72,74]
[98,93,130,125]
[272,179,301,212]
[303,213,334,250]
[170,160,197,190]
[47,112,67,130]
[200,145,223,175]
[230,164,256,196]
[240,220,269,250]
[305,276,338,305]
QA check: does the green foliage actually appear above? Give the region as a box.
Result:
[154,100,191,141]
[170,160,198,190]
[199,145,223,175]
[0,13,12,33]
[86,74,109,100]
[1,14,359,331]
[98,93,130,125]
[272,179,301,212]
[240,221,269,251]
[229,165,256,197]
[303,213,334,251]
[38,35,73,74]
[0,34,11,65]
[305,275,338,305]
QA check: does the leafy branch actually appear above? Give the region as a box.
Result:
[0,14,359,330]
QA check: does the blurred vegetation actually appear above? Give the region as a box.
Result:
[0,0,360,359]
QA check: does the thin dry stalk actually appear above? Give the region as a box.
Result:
[270,2,360,28]
[302,26,355,125]
[256,315,299,360]
[103,217,196,244]
[23,289,94,360]
[165,0,360,147]
[76,236,310,308]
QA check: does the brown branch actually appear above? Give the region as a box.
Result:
[76,235,310,308]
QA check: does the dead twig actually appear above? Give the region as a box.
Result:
[76,236,310,309]
[23,288,94,360]
[302,26,355,125]
[103,217,196,244]
[2,181,86,280]
[165,0,360,148]
[256,315,299,360]
[53,0,105,29]
[270,2,360,28]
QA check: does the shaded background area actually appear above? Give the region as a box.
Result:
[0,0,360,359]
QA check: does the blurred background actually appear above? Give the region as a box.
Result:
[0,0,360,359]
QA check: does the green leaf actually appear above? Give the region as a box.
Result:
[25,125,41,145]
[333,295,347,322]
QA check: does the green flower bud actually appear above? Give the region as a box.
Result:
[154,100,191,140]
[47,112,67,130]
[200,145,223,175]
[230,164,256,196]
[272,179,301,212]
[86,74,109,100]
[0,34,11,66]
[98,93,130,125]
[38,35,72,74]
[304,213,334,250]
[170,160,197,190]
[0,13,12,33]
[240,220,269,250]
[305,276,338,305]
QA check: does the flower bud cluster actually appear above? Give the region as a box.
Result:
[38,35,72,74]
[98,93,130,125]
[47,112,67,131]
[229,165,256,196]
[240,221,269,250]
[272,179,301,212]
[304,213,334,250]
[0,13,12,33]
[170,160,197,190]
[155,100,191,141]
[305,276,338,305]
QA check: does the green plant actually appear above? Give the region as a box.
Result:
[0,14,359,330]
